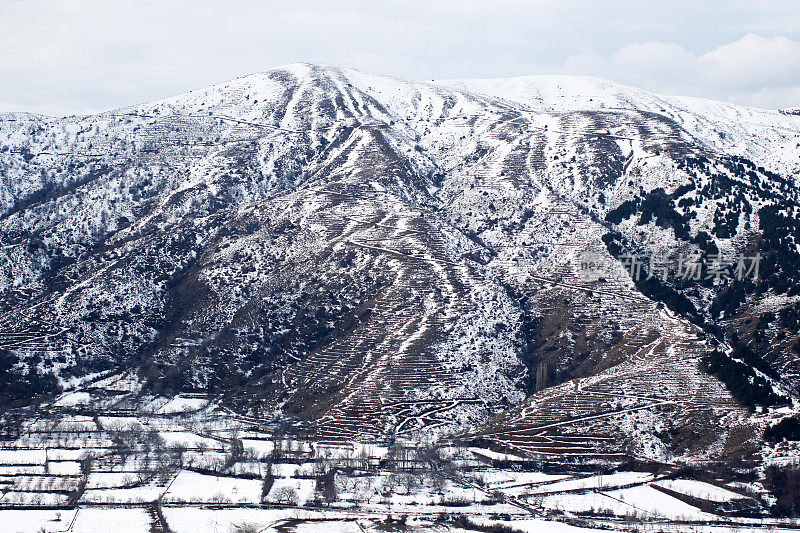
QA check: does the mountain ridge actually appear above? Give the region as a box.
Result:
[0,63,799,465]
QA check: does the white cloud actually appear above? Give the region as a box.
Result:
[559,34,800,109]
[0,1,799,114]
[729,86,800,109]
[701,34,800,89]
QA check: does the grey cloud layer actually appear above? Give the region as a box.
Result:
[1,0,798,115]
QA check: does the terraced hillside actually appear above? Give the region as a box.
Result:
[1,64,799,462]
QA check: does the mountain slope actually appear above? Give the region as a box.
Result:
[1,64,799,462]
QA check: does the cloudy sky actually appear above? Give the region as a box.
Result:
[2,0,799,115]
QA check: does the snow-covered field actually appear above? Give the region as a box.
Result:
[164,470,264,504]
[0,403,748,528]
[528,471,654,494]
[0,413,794,533]
[653,479,747,502]
[0,385,791,532]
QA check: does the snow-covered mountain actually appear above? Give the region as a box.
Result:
[1,63,799,463]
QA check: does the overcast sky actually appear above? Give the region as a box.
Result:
[2,0,800,116]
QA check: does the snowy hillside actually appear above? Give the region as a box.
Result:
[0,63,799,465]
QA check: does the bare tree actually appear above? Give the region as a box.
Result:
[400,473,419,495]
[431,472,448,494]
[273,486,299,506]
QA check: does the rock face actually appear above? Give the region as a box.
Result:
[1,63,799,460]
